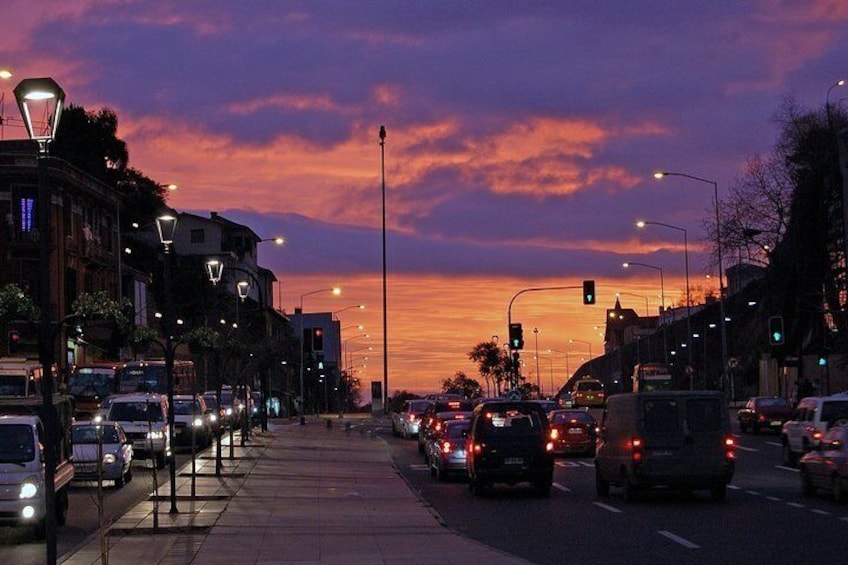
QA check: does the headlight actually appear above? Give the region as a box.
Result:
[193,417,204,427]
[225,408,233,416]
[19,479,38,499]
[103,453,117,465]
[147,430,164,440]
[209,414,217,422]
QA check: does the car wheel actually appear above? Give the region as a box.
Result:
[595,466,610,497]
[782,440,798,467]
[710,484,727,502]
[32,519,46,541]
[469,476,486,496]
[535,478,552,497]
[740,423,749,433]
[833,418,848,428]
[800,468,816,497]
[623,473,638,502]
[125,466,133,484]
[115,471,125,488]
[418,439,425,453]
[155,452,167,470]
[55,487,69,526]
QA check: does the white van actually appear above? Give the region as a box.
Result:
[106,393,170,469]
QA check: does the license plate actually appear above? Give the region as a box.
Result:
[770,420,782,426]
[504,457,524,465]
[568,428,583,435]
[651,450,672,457]
[76,464,96,473]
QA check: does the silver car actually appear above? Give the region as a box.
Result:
[71,421,133,487]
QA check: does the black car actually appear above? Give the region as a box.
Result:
[418,398,474,453]
[465,401,555,496]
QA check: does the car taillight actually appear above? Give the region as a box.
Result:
[757,414,766,422]
[473,443,482,454]
[813,430,823,441]
[441,441,452,454]
[725,436,735,460]
[550,428,559,440]
[407,414,418,422]
[631,436,643,462]
[546,441,554,452]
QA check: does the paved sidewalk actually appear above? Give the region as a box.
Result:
[60,417,530,564]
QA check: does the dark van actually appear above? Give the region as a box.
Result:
[465,401,554,496]
[594,391,735,501]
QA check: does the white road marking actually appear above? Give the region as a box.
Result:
[811,509,831,516]
[787,502,805,508]
[745,490,762,496]
[579,461,595,468]
[555,461,580,468]
[553,482,571,492]
[766,496,783,502]
[840,516,848,523]
[766,441,782,447]
[776,465,799,473]
[735,445,758,452]
[728,485,742,490]
[658,530,700,549]
[593,502,622,513]
[409,464,430,471]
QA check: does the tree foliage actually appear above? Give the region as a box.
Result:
[468,341,510,395]
[440,371,482,399]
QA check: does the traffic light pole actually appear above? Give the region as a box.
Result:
[507,285,586,392]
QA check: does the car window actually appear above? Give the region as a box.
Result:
[686,398,723,432]
[642,399,680,433]
[479,408,544,437]
[759,398,790,408]
[552,411,594,425]
[110,401,163,422]
[821,400,848,425]
[445,422,470,439]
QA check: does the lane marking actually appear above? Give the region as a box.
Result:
[811,509,831,516]
[409,464,430,471]
[745,490,762,496]
[593,501,622,513]
[766,496,783,502]
[658,530,699,549]
[787,502,805,508]
[766,441,782,447]
[555,461,580,468]
[735,445,758,452]
[776,465,799,473]
[840,516,848,523]
[579,461,595,468]
[728,485,741,490]
[553,482,571,493]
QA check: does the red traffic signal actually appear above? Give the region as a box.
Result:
[7,330,20,354]
[313,328,324,352]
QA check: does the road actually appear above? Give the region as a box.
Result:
[383,411,848,565]
[0,440,221,565]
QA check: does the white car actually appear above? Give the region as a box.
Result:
[172,394,213,449]
[71,421,133,487]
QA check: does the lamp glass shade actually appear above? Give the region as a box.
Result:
[13,77,65,142]
[156,215,178,245]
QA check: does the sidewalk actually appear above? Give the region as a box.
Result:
[60,416,530,564]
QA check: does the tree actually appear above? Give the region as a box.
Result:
[440,371,482,399]
[386,390,421,414]
[468,341,510,396]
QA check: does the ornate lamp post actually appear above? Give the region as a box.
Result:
[155,213,179,514]
[14,76,65,564]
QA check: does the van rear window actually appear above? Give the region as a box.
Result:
[642,400,679,432]
[480,409,544,436]
[686,398,722,432]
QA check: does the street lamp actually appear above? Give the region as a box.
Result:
[569,338,593,360]
[826,78,846,126]
[654,171,728,395]
[15,75,65,565]
[379,125,389,412]
[533,327,540,395]
[333,304,365,320]
[636,219,692,370]
[155,213,179,515]
[299,287,341,425]
[622,261,666,312]
[616,291,650,317]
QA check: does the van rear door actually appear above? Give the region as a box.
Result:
[680,396,727,474]
[640,397,686,461]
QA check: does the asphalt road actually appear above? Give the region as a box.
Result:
[383,413,848,565]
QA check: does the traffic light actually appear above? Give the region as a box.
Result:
[509,323,524,350]
[768,316,784,345]
[313,327,324,352]
[582,280,596,305]
[303,328,313,352]
[7,330,19,354]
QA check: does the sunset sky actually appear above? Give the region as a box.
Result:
[2,1,846,396]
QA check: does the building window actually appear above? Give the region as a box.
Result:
[190,229,205,244]
[19,197,36,233]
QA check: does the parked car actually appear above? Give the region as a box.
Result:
[71,420,133,487]
[799,425,848,502]
[172,394,213,449]
[548,409,599,456]
[595,391,735,502]
[106,393,170,469]
[465,401,554,496]
[782,393,848,466]
[737,396,793,433]
[418,399,474,453]
[201,392,222,435]
[426,419,471,481]
[422,410,473,463]
[391,399,432,439]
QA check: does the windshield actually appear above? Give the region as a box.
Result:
[0,424,35,463]
[757,397,790,408]
[202,395,218,409]
[478,408,545,437]
[822,400,848,425]
[68,370,114,396]
[576,381,603,392]
[0,375,28,396]
[173,399,202,415]
[73,425,121,444]
[109,401,164,422]
[552,411,595,425]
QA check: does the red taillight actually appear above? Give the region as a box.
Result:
[441,441,452,454]
[757,414,766,422]
[813,430,823,441]
[473,443,482,454]
[725,436,735,459]
[550,428,559,440]
[631,436,643,462]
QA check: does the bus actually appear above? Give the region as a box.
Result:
[632,363,673,392]
[67,363,119,417]
[115,360,195,395]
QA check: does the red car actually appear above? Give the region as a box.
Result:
[548,409,599,456]
[737,396,793,434]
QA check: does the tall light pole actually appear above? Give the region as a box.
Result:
[533,327,540,396]
[569,338,593,360]
[636,220,691,371]
[623,260,669,365]
[655,171,728,394]
[15,76,64,565]
[298,287,340,425]
[379,125,388,411]
[826,78,845,127]
[155,214,179,515]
